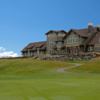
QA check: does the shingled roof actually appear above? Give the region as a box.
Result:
[73,29,90,37]
[22,41,46,52]
[68,27,96,37]
[89,31,100,45]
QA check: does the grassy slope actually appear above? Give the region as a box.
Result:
[71,58,100,73]
[0,58,70,75]
[0,58,100,100]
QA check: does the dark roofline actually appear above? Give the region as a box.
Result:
[63,29,88,40]
[63,27,98,40]
[70,29,89,37]
[45,30,67,35]
[21,41,46,52]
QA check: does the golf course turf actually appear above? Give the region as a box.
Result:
[0,58,100,100]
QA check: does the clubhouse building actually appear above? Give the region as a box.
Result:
[22,23,100,58]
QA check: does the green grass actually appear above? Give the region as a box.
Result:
[0,58,100,100]
[71,58,100,73]
[0,58,71,75]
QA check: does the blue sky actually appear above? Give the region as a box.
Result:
[0,0,100,56]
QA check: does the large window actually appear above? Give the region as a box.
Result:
[66,34,79,44]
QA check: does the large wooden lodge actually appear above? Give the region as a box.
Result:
[22,23,100,58]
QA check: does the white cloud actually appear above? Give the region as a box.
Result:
[0,47,18,58]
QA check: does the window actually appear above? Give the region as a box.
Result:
[88,46,94,52]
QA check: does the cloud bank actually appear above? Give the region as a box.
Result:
[0,47,18,58]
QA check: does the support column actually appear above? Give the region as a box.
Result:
[28,49,31,57]
[37,48,40,56]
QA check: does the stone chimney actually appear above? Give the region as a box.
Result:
[88,22,94,33]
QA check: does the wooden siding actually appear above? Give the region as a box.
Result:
[64,32,85,46]
[94,44,100,51]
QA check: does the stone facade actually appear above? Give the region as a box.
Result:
[22,24,100,58]
[46,30,66,55]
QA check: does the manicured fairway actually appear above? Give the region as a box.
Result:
[0,73,100,100]
[0,58,100,100]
